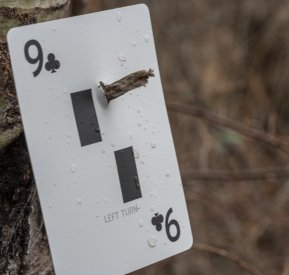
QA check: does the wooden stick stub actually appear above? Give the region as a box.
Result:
[100,69,154,103]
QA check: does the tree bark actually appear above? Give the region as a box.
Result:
[0,1,70,274]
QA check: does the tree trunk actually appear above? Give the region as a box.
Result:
[0,1,70,274]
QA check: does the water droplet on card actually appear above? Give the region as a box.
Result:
[165,171,170,177]
[71,164,76,173]
[118,53,127,62]
[131,41,137,47]
[116,12,121,22]
[144,34,149,43]
[138,219,144,227]
[134,176,140,190]
[134,150,140,159]
[76,198,82,205]
[151,142,157,149]
[147,237,157,247]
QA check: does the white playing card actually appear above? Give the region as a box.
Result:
[7,4,193,275]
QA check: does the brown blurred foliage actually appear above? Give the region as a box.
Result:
[73,1,289,274]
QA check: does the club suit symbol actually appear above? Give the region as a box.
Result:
[45,53,60,73]
[151,213,164,231]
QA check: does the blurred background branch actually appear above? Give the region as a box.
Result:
[193,242,263,275]
[168,100,289,153]
[182,166,289,182]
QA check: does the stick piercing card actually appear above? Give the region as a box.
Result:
[7,4,192,275]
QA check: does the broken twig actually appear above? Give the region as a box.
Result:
[100,69,154,103]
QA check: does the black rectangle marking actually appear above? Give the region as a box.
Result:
[115,146,142,203]
[71,89,102,146]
